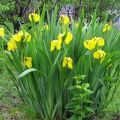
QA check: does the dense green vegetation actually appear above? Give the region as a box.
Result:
[0,0,120,32]
[1,0,120,120]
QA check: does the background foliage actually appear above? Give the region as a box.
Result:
[0,0,120,32]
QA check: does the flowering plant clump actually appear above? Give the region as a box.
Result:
[4,9,120,120]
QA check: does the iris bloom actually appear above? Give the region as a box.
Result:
[51,39,62,51]
[91,37,105,47]
[59,15,70,25]
[102,23,111,32]
[84,39,96,50]
[24,57,32,68]
[62,57,73,69]
[93,49,106,59]
[29,13,40,22]
[64,32,73,45]
[12,31,23,42]
[7,40,17,51]
[84,37,105,50]
[0,27,5,37]
[95,37,105,47]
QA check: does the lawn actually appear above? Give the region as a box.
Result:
[0,66,27,120]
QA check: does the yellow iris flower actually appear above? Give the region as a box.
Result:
[29,13,40,22]
[95,37,105,47]
[84,39,96,50]
[51,33,65,51]
[12,31,23,42]
[59,15,70,25]
[93,49,106,59]
[84,37,105,50]
[92,37,105,47]
[7,40,17,51]
[62,57,73,69]
[64,32,73,45]
[102,23,111,32]
[0,27,5,37]
[51,39,62,52]
[24,57,32,68]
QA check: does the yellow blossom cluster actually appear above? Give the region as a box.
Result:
[84,37,106,60]
[84,37,105,51]
[24,57,32,68]
[7,31,31,51]
[51,32,73,52]
[51,32,73,69]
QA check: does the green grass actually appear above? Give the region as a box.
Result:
[0,65,26,120]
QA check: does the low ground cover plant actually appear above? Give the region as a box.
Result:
[1,8,120,120]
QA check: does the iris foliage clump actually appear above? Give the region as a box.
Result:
[1,8,120,120]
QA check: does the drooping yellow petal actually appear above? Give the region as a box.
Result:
[0,27,5,37]
[7,40,17,51]
[67,57,73,69]
[96,37,105,47]
[29,13,33,22]
[57,32,65,40]
[51,40,56,51]
[62,58,67,68]
[68,61,73,69]
[59,15,70,25]
[24,32,31,42]
[93,49,106,59]
[34,14,40,22]
[56,40,62,50]
[29,13,40,22]
[64,32,73,45]
[51,39,62,52]
[93,51,100,59]
[102,23,111,32]
[12,33,22,42]
[62,57,73,69]
[84,39,96,50]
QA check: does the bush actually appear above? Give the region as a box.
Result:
[3,8,120,120]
